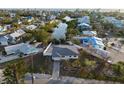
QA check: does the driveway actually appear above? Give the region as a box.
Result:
[52,61,60,80]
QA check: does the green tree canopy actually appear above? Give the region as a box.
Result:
[2,59,27,84]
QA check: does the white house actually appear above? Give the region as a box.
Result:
[10,29,25,39]
[78,23,91,31]
[0,25,7,32]
[63,16,74,22]
[9,13,16,17]
[26,25,37,30]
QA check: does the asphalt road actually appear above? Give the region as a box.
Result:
[24,73,120,84]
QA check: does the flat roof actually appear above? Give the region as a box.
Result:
[52,45,79,57]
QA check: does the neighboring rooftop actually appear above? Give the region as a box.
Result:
[4,43,39,55]
[82,31,97,36]
[63,16,74,22]
[78,16,90,24]
[104,16,124,28]
[10,29,25,39]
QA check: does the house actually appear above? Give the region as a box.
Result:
[81,31,97,36]
[78,16,90,24]
[27,16,34,23]
[63,16,74,22]
[4,43,39,55]
[7,29,26,44]
[78,23,91,31]
[9,13,16,17]
[104,16,124,28]
[18,20,22,24]
[0,25,12,33]
[80,36,105,49]
[43,43,79,61]
[52,45,79,61]
[0,26,7,32]
[4,24,11,30]
[77,16,91,31]
[48,15,56,20]
[26,25,37,30]
[10,29,25,39]
[0,36,8,46]
[0,26,3,32]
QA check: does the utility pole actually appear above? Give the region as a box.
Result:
[31,54,34,84]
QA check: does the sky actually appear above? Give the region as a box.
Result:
[0,0,124,9]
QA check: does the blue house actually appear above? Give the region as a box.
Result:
[78,16,91,31]
[78,23,91,31]
[81,31,97,36]
[78,16,90,24]
[80,37,105,49]
[0,36,8,46]
[28,16,32,19]
[104,16,124,28]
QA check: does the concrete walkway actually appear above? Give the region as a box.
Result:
[52,61,60,80]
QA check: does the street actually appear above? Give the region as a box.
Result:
[24,73,119,84]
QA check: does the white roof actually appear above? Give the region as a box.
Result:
[10,29,25,39]
[93,36,103,41]
[78,23,90,27]
[63,16,73,22]
[26,25,37,30]
[83,31,97,36]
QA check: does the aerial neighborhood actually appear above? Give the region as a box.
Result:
[0,9,124,84]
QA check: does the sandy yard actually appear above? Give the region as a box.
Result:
[0,69,3,83]
[107,48,124,63]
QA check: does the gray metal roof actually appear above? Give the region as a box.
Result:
[52,45,79,57]
[0,36,8,45]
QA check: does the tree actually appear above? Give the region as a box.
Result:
[12,23,20,29]
[112,62,124,76]
[71,59,81,67]
[71,39,80,45]
[22,33,32,42]
[33,29,50,45]
[83,59,96,71]
[40,21,58,33]
[66,20,77,29]
[2,59,27,84]
[66,28,79,40]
